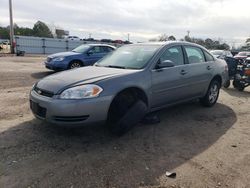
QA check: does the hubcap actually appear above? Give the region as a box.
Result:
[70,62,81,69]
[208,84,219,103]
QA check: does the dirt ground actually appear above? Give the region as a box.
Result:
[0,56,250,188]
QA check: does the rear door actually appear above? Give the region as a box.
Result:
[182,45,214,97]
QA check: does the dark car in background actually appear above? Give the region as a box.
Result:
[45,44,116,71]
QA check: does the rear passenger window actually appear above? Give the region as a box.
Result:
[101,47,113,52]
[184,46,205,64]
[160,46,184,66]
[203,50,214,62]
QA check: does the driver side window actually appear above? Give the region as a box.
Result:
[159,46,184,66]
[89,46,101,54]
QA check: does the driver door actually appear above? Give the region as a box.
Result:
[84,46,105,65]
[151,45,189,108]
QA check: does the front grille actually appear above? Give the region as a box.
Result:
[53,115,89,122]
[47,57,52,62]
[34,87,54,98]
[30,100,47,118]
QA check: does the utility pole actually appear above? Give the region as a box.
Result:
[9,0,15,54]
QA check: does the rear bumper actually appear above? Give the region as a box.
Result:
[30,90,112,126]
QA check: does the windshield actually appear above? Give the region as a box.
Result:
[210,50,223,56]
[96,45,160,69]
[72,45,90,53]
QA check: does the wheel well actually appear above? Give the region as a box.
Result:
[107,87,148,122]
[212,75,222,86]
[115,87,148,106]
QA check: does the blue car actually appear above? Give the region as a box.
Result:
[45,44,116,71]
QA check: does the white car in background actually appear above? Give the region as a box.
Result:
[67,36,81,41]
[210,50,233,59]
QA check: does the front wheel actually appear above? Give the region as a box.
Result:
[69,61,82,69]
[200,79,220,107]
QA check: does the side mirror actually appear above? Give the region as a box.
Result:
[87,51,93,56]
[156,60,175,69]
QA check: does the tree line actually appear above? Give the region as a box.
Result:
[0,21,53,39]
[150,34,234,50]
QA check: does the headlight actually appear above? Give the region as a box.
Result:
[53,57,65,61]
[60,84,103,99]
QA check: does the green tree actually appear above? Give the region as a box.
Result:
[168,35,176,41]
[0,27,9,39]
[33,21,53,38]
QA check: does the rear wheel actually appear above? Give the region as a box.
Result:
[69,61,82,69]
[237,85,245,91]
[233,78,245,91]
[200,79,220,107]
[107,91,147,136]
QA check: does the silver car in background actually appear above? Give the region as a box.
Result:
[30,42,228,135]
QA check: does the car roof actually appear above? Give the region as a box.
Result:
[128,41,208,49]
[88,44,116,49]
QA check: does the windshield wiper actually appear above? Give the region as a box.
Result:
[105,65,126,69]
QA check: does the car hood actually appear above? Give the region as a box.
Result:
[48,51,80,58]
[36,66,138,94]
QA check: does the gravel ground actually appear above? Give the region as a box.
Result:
[0,56,250,188]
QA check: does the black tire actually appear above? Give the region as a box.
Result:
[233,79,245,91]
[237,85,245,91]
[223,80,230,88]
[68,61,82,69]
[107,94,147,136]
[200,79,220,107]
[233,80,237,88]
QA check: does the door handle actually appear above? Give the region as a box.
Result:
[180,70,187,75]
[207,66,212,70]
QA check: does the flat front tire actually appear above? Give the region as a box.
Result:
[107,97,147,136]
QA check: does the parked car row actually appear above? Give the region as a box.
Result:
[31,41,228,135]
[66,36,132,44]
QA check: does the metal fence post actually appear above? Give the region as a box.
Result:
[42,38,45,54]
[66,40,69,51]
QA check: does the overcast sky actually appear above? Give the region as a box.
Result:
[0,0,249,45]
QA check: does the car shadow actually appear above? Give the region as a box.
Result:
[0,102,236,187]
[223,87,250,97]
[30,71,55,79]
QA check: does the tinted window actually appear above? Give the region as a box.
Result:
[184,46,205,64]
[160,46,184,66]
[101,46,114,52]
[204,50,214,61]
